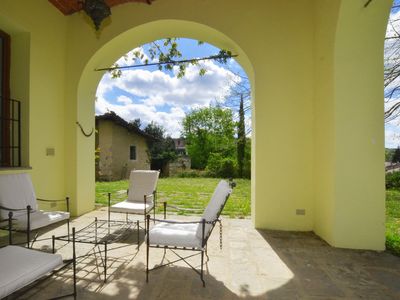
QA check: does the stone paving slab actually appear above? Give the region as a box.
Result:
[2,207,400,299]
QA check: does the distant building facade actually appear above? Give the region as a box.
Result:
[95,112,153,181]
[173,138,187,155]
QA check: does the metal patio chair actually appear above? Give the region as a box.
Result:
[145,179,235,287]
[0,173,70,248]
[108,170,160,231]
[0,210,77,299]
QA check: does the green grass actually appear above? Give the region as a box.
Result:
[96,177,251,218]
[386,189,400,255]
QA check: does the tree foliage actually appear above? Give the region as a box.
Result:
[110,38,233,79]
[385,2,400,122]
[130,118,142,129]
[182,107,235,169]
[392,146,400,164]
[144,121,176,165]
[237,95,246,177]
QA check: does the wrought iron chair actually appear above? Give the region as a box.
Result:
[0,173,70,248]
[108,170,160,231]
[145,179,235,287]
[0,210,77,299]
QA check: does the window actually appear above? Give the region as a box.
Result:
[0,30,10,167]
[130,145,136,160]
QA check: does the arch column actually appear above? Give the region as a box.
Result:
[314,0,392,250]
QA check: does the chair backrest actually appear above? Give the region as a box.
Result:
[127,170,160,203]
[195,180,232,240]
[0,173,38,219]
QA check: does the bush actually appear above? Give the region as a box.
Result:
[386,171,400,189]
[206,153,237,178]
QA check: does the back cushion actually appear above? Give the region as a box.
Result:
[128,170,160,202]
[195,180,231,240]
[0,173,37,219]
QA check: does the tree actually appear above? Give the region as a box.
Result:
[237,95,246,177]
[109,38,233,79]
[392,146,400,164]
[384,1,400,122]
[130,118,142,129]
[182,107,235,169]
[144,122,176,169]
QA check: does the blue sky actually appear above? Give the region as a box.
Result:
[95,38,250,138]
[385,1,400,148]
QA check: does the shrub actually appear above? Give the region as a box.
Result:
[206,153,237,178]
[386,171,400,189]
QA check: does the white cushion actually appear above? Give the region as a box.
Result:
[110,200,154,214]
[13,211,70,230]
[0,173,38,219]
[195,180,231,239]
[0,245,63,299]
[128,170,159,202]
[148,223,202,249]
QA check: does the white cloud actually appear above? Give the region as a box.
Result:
[385,127,400,148]
[116,95,132,105]
[95,59,241,137]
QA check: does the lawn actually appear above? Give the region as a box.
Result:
[386,189,400,255]
[96,177,251,218]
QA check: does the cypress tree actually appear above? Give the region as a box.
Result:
[237,94,246,177]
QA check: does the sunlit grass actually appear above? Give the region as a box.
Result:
[96,177,250,218]
[386,189,400,255]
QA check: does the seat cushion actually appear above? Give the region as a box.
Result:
[0,245,63,299]
[110,200,154,214]
[13,211,70,230]
[195,180,231,239]
[148,222,202,249]
[128,170,159,202]
[0,173,38,219]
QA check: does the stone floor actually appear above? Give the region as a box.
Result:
[4,208,400,299]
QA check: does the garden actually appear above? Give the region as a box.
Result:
[96,177,251,218]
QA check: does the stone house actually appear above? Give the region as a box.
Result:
[95,112,153,181]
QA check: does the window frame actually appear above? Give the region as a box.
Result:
[129,145,137,161]
[0,29,11,167]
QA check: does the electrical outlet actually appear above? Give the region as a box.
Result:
[46,148,55,156]
[296,209,306,215]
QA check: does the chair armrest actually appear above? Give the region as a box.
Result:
[36,198,66,203]
[148,217,215,225]
[37,197,70,212]
[0,205,29,212]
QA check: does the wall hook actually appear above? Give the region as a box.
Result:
[76,121,94,137]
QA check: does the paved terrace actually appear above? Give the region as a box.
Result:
[3,208,400,299]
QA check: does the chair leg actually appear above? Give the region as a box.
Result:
[67,219,70,242]
[201,249,205,287]
[146,215,150,283]
[72,227,77,299]
[137,220,140,249]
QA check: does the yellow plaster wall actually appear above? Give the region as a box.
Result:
[68,0,315,231]
[314,0,392,250]
[331,0,392,249]
[314,0,341,246]
[0,1,67,203]
[0,0,392,250]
